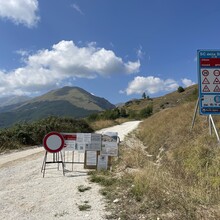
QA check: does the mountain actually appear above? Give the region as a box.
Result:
[0,86,115,128]
[0,95,31,108]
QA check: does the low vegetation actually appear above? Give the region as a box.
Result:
[78,203,91,211]
[88,119,118,131]
[0,116,93,153]
[87,105,153,123]
[77,185,92,192]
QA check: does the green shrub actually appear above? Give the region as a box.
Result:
[139,106,153,118]
[178,86,185,93]
[87,113,100,121]
[0,116,93,152]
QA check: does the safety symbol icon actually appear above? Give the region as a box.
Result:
[203,85,210,92]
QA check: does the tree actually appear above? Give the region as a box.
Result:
[142,92,146,99]
[177,86,185,93]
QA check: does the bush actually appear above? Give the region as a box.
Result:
[0,116,93,152]
[128,110,139,119]
[87,113,100,122]
[101,108,120,120]
[139,106,153,118]
[120,108,128,118]
[178,86,185,93]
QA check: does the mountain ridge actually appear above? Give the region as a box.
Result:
[0,86,115,128]
[0,95,31,108]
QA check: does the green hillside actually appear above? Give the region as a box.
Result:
[29,86,115,111]
[0,100,99,128]
[0,86,115,128]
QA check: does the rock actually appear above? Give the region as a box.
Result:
[113,198,119,203]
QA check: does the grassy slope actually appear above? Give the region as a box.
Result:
[123,84,198,114]
[133,101,220,218]
[90,86,220,219]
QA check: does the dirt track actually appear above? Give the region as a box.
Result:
[0,121,141,220]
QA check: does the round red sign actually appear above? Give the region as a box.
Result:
[43,132,65,153]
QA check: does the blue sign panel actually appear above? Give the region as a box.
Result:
[198,50,220,115]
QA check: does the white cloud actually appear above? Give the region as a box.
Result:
[123,76,179,95]
[0,40,140,96]
[0,0,39,28]
[71,3,84,15]
[136,45,145,59]
[181,78,195,87]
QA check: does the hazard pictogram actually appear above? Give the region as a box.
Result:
[214,85,220,92]
[203,85,210,92]
[214,70,220,76]
[213,77,220,84]
[202,70,209,76]
[202,77,210,84]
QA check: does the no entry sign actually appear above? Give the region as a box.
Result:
[43,132,65,153]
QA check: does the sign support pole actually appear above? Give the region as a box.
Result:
[191,97,199,131]
[209,115,220,142]
[191,98,220,143]
[41,151,65,177]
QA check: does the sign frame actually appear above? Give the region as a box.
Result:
[43,131,65,153]
[198,50,220,115]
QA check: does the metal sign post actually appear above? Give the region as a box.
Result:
[208,115,220,142]
[195,50,220,142]
[191,97,199,131]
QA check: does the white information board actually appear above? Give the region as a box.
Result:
[61,133,101,152]
[97,155,108,170]
[86,151,97,166]
[101,132,118,156]
[61,133,76,151]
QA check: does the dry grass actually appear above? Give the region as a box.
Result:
[124,84,198,114]
[93,100,220,219]
[89,120,117,130]
[115,118,130,124]
[138,101,208,156]
[136,101,220,217]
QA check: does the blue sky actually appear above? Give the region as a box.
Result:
[0,0,219,104]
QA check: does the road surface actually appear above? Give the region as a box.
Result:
[0,120,142,220]
[96,120,142,141]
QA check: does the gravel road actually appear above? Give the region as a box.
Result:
[0,120,142,220]
[96,120,142,141]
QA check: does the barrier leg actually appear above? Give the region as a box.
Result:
[60,152,65,176]
[42,151,48,178]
